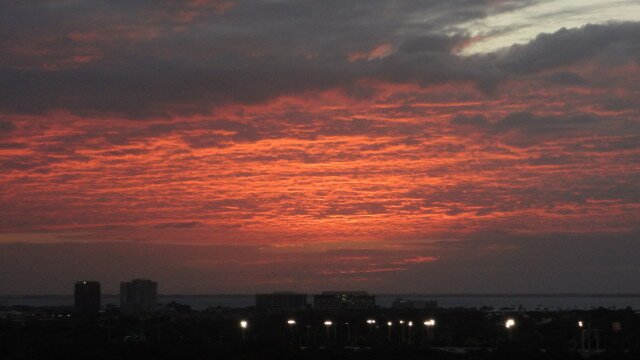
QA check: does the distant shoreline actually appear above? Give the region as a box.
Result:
[3,293,640,298]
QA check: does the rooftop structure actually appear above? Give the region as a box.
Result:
[74,281,101,314]
[313,291,375,311]
[120,279,157,313]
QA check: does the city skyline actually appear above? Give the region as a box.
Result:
[1,1,639,295]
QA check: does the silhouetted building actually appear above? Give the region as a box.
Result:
[120,279,157,313]
[392,298,437,310]
[74,281,101,313]
[314,291,375,311]
[256,292,307,310]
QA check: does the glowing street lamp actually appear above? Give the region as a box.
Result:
[240,320,248,340]
[345,322,351,345]
[366,319,376,324]
[287,319,296,332]
[387,321,392,343]
[505,319,515,341]
[324,320,332,340]
[408,321,413,345]
[424,319,436,343]
[578,321,584,328]
[399,320,405,344]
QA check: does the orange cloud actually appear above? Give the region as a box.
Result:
[393,256,438,264]
[347,43,394,62]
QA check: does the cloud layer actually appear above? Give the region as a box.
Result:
[0,1,639,293]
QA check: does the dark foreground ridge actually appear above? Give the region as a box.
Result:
[2,304,640,359]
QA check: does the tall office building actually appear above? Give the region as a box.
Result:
[313,291,375,311]
[255,292,307,310]
[120,279,158,313]
[74,281,101,313]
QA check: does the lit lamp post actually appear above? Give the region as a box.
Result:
[578,320,584,352]
[424,319,435,344]
[287,319,296,343]
[366,319,376,345]
[408,321,413,345]
[505,319,515,342]
[387,321,392,344]
[399,320,405,344]
[324,320,332,340]
[366,319,376,332]
[345,322,351,345]
[240,320,248,341]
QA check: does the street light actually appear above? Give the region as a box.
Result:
[399,320,405,344]
[345,322,351,345]
[387,321,392,343]
[505,319,515,341]
[578,321,583,328]
[324,320,332,340]
[366,319,376,324]
[286,319,296,344]
[240,320,248,340]
[505,319,515,328]
[424,319,435,343]
[408,321,413,345]
[287,319,296,333]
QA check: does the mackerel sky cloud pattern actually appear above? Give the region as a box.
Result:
[0,0,639,294]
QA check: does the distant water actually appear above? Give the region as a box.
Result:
[2,294,640,311]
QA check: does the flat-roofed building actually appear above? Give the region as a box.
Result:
[120,279,157,313]
[74,281,101,314]
[313,291,375,311]
[255,292,307,310]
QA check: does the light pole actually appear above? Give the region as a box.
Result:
[240,320,248,341]
[399,320,405,344]
[578,320,584,352]
[505,319,515,342]
[387,321,392,344]
[424,319,435,344]
[287,319,296,343]
[345,322,350,345]
[366,319,376,345]
[324,321,332,340]
[408,321,413,345]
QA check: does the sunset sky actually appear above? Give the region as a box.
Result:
[1,0,639,295]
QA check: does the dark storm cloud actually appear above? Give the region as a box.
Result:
[495,22,640,74]
[543,71,587,85]
[398,33,470,53]
[10,0,633,118]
